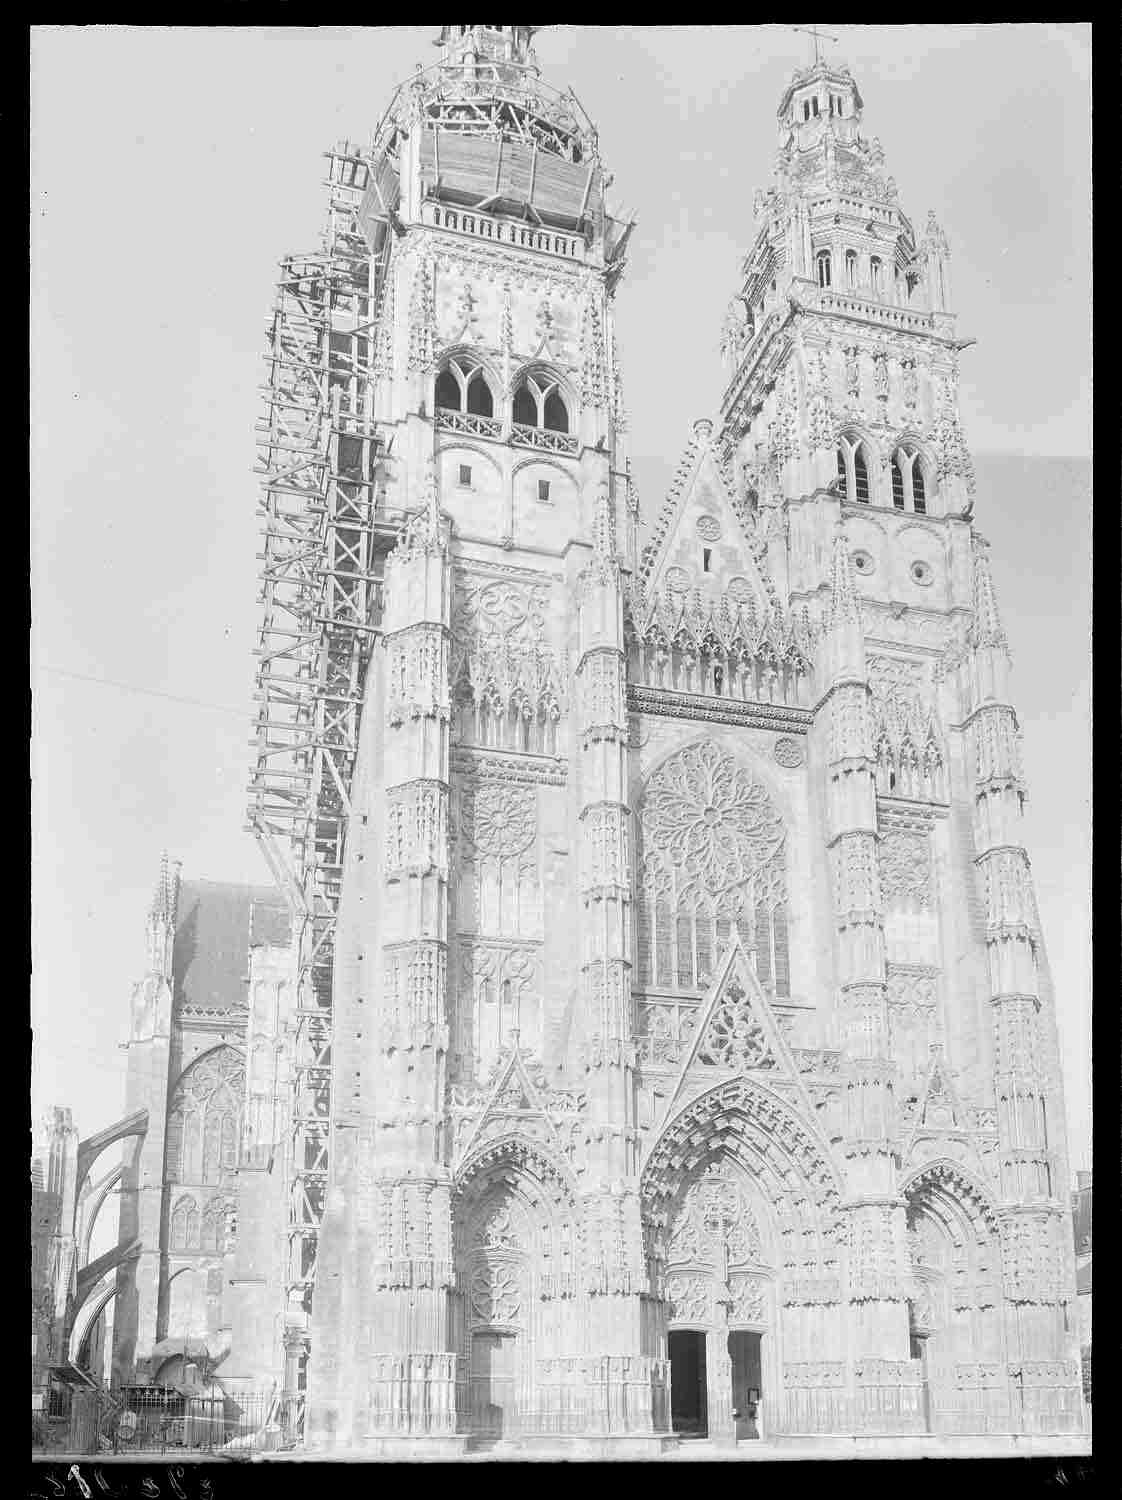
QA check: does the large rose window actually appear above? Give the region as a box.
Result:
[635,740,790,997]
[643,741,785,898]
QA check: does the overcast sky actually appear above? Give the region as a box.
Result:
[31,25,1091,1172]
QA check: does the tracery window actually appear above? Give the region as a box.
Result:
[170,1195,200,1252]
[512,371,569,433]
[837,433,874,504]
[892,445,931,514]
[635,741,791,999]
[165,1046,244,1188]
[816,251,832,289]
[435,356,495,418]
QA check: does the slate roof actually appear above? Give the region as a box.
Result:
[172,881,291,1014]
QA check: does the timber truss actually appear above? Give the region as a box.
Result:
[248,139,392,1377]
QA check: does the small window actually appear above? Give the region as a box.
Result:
[912,465,927,514]
[811,97,820,117]
[458,464,472,487]
[845,250,858,288]
[537,479,551,503]
[803,100,811,121]
[870,257,883,292]
[892,460,906,509]
[836,446,847,497]
[702,548,712,572]
[817,251,832,289]
[854,448,870,502]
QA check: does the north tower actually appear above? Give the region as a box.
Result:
[246,31,1084,1455]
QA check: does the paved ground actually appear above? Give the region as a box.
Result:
[35,1433,1093,1465]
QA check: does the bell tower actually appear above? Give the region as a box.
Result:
[301,24,650,1455]
[714,52,1082,1434]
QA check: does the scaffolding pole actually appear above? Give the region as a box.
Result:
[247,140,387,1417]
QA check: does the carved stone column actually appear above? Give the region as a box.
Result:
[961,540,1082,1432]
[817,526,917,1430]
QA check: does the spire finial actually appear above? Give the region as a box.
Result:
[151,850,180,924]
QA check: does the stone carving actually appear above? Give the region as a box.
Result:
[642,741,786,899]
[696,981,774,1071]
[461,784,536,858]
[451,576,566,754]
[469,1261,522,1324]
[665,566,691,594]
[384,780,447,878]
[727,575,753,603]
[773,736,803,768]
[695,514,722,542]
[665,1272,710,1323]
[667,1161,764,1270]
[636,999,700,1069]
[880,830,932,908]
[727,1274,767,1322]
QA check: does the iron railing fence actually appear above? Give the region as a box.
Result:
[32,1390,303,1458]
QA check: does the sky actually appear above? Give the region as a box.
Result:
[31,25,1091,1174]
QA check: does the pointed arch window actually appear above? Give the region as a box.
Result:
[166,1047,244,1189]
[171,1195,200,1253]
[816,251,832,289]
[853,447,870,501]
[512,371,570,434]
[634,741,791,1002]
[893,444,932,514]
[837,434,875,505]
[845,250,858,288]
[892,458,906,509]
[435,356,495,418]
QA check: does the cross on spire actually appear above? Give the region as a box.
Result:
[792,24,839,65]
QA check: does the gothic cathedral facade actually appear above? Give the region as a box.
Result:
[122,26,1080,1453]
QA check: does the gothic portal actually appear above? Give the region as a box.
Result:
[232,25,1086,1452]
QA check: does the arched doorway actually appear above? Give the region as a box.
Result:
[642,1076,845,1444]
[662,1157,773,1441]
[903,1162,1003,1433]
[454,1140,580,1443]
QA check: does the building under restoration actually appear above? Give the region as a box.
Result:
[107,26,1084,1454]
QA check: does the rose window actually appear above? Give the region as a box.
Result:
[635,741,791,997]
[463,785,536,858]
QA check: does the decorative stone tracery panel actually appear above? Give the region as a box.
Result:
[165,1046,244,1189]
[451,576,566,754]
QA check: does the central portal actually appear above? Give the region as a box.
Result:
[668,1329,707,1437]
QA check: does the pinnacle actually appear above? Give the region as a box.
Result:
[150,850,181,924]
[969,539,1007,650]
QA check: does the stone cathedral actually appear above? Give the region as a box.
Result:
[112,24,1084,1455]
